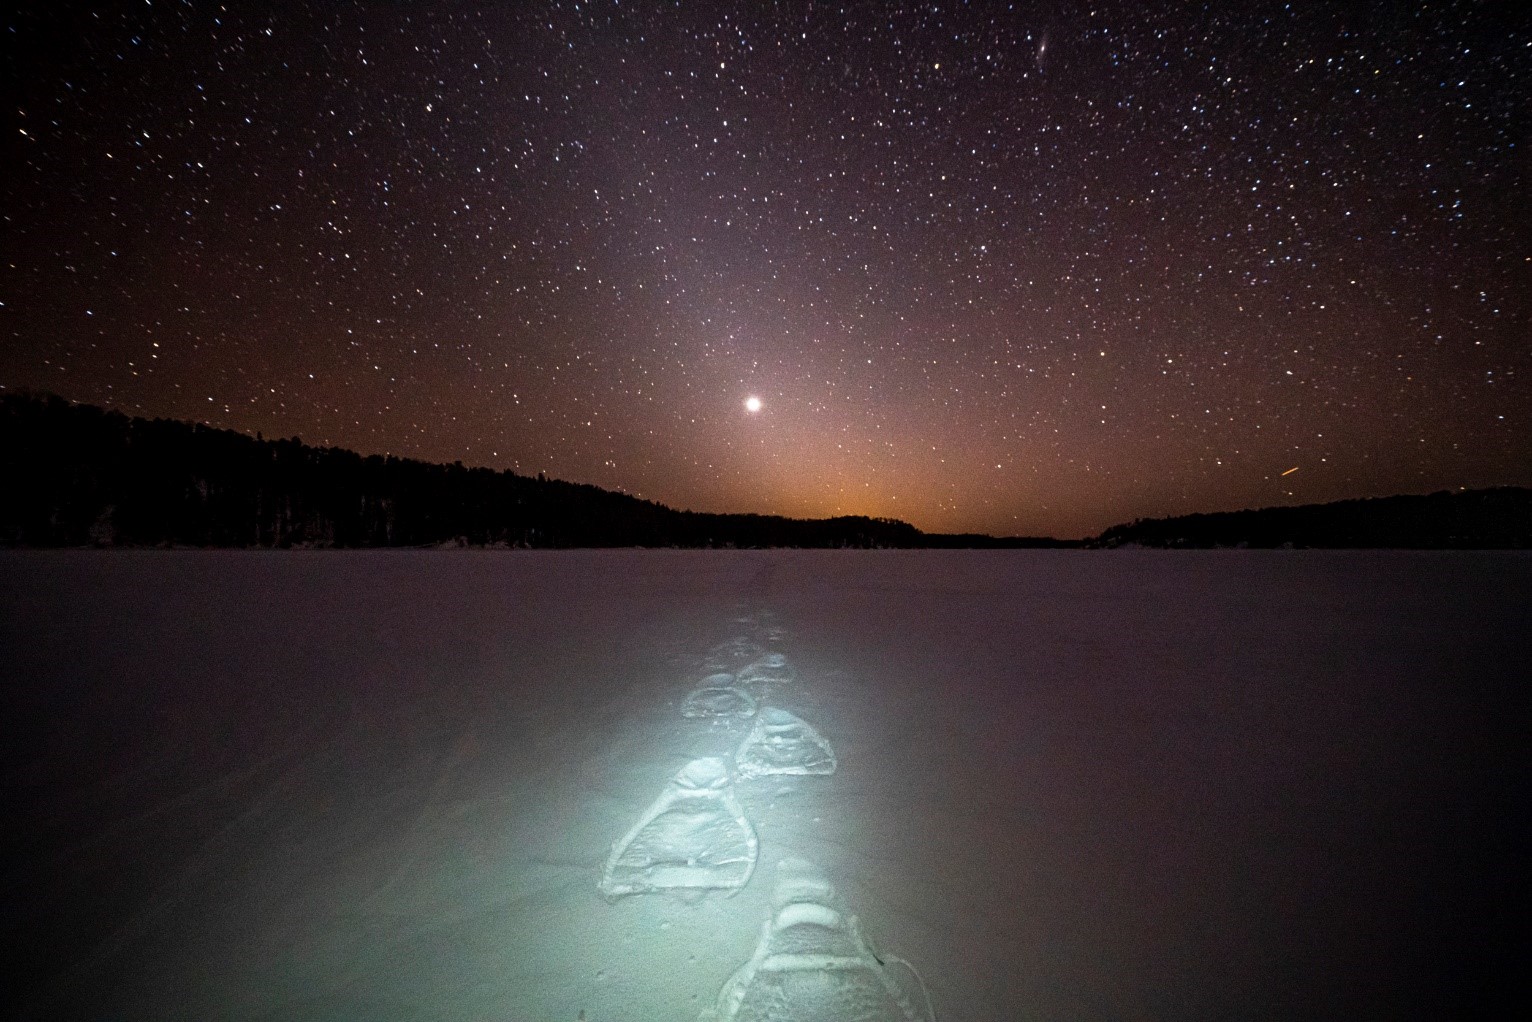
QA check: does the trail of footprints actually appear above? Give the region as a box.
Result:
[596,613,937,1021]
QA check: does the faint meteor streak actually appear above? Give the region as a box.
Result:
[1281,466,1299,476]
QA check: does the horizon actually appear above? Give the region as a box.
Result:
[7,387,1524,545]
[3,3,1527,537]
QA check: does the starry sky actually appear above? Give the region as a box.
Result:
[3,1,1527,539]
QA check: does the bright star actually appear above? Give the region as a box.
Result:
[744,395,763,413]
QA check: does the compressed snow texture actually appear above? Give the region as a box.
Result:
[681,683,759,719]
[706,636,768,670]
[736,653,798,687]
[599,757,759,900]
[704,857,934,1022]
[735,708,837,779]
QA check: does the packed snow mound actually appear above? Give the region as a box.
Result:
[735,707,837,779]
[703,857,935,1022]
[681,679,759,718]
[736,653,797,687]
[598,757,759,900]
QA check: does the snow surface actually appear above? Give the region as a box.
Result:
[2,549,1528,1020]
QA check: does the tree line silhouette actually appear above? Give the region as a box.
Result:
[1090,488,1531,549]
[8,391,1523,549]
[1,391,1069,549]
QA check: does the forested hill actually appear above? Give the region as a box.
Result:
[0,391,1068,549]
[1091,488,1532,549]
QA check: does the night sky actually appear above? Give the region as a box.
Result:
[4,2,1527,538]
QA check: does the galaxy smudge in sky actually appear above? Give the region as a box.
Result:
[3,2,1527,538]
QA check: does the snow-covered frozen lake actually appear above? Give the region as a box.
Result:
[3,550,1527,1020]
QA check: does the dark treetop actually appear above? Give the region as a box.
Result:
[8,392,1524,549]
[1,391,1068,549]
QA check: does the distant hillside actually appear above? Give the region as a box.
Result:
[1092,489,1532,549]
[0,391,1070,549]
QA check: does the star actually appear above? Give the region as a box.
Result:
[0,1,1523,540]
